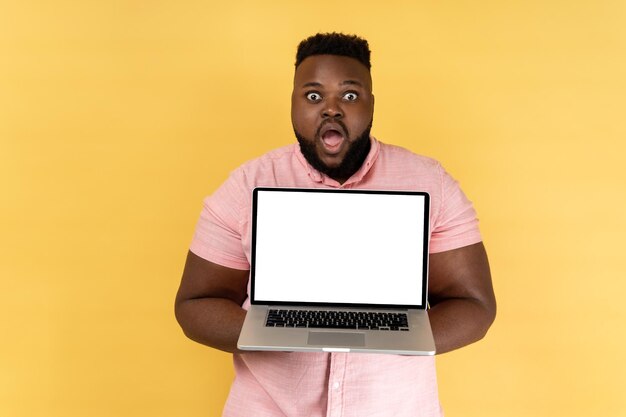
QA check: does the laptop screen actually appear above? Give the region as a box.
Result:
[251,188,430,308]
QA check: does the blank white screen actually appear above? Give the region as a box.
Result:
[253,190,426,306]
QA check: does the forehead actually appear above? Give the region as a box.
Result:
[293,55,372,90]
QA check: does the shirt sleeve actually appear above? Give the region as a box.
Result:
[189,169,251,270]
[429,164,482,253]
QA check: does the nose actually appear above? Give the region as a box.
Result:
[321,97,343,119]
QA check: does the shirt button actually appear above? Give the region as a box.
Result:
[332,382,340,390]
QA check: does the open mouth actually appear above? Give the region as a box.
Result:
[318,123,347,154]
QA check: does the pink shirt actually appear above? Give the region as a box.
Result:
[190,138,482,417]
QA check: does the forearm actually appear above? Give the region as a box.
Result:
[175,297,246,354]
[428,297,496,354]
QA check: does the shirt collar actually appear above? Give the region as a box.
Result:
[295,136,380,187]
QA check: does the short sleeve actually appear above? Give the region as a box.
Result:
[429,165,482,253]
[189,170,251,270]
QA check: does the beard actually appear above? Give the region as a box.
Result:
[295,120,373,183]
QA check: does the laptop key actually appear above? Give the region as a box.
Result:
[265,309,411,331]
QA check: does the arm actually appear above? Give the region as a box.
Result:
[427,241,496,354]
[174,250,250,353]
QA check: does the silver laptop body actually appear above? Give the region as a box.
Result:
[237,187,436,355]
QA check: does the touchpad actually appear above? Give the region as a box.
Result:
[308,332,366,347]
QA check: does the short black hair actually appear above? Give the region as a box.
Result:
[295,32,371,70]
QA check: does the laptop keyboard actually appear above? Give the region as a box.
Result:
[265,309,409,331]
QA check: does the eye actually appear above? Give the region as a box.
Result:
[306,92,322,102]
[343,92,358,101]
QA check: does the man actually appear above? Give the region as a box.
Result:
[175,33,496,417]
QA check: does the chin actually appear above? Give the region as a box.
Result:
[318,155,346,169]
[295,123,372,182]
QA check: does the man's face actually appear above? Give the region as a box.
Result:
[291,54,374,183]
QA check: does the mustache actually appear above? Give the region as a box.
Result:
[315,120,350,138]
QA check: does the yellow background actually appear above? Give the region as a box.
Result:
[2,1,625,416]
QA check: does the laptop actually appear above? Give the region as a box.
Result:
[237,187,436,355]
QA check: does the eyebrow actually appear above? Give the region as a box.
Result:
[301,80,364,88]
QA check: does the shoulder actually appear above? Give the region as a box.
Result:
[241,144,298,170]
[377,141,442,170]
[227,143,302,189]
[202,145,300,228]
[370,140,444,186]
